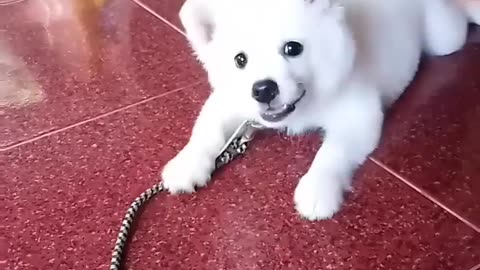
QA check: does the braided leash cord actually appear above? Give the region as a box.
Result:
[110,183,163,270]
[109,121,259,270]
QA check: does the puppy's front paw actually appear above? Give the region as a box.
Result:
[294,172,345,220]
[161,150,215,194]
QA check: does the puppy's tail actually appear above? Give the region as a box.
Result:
[457,0,480,24]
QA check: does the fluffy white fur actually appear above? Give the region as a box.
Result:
[162,0,480,220]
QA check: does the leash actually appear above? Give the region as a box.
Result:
[109,120,263,270]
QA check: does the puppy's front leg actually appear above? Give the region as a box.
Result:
[294,92,384,220]
[162,93,244,193]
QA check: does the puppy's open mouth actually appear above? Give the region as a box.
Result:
[261,90,306,122]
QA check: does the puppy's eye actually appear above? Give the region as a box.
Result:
[283,41,303,57]
[234,52,248,69]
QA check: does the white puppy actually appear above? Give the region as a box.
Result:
[162,0,479,220]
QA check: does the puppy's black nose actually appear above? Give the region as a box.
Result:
[252,79,279,104]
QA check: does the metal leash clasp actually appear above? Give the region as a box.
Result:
[215,120,264,168]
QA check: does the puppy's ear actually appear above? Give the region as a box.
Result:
[179,0,214,63]
[306,0,345,19]
[305,0,341,7]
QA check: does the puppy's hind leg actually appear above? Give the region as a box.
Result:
[422,0,469,56]
[162,92,245,193]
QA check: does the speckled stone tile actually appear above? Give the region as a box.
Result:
[0,0,203,148]
[134,0,185,29]
[373,26,480,230]
[3,83,479,270]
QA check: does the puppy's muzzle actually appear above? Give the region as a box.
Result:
[261,87,306,122]
[252,79,279,104]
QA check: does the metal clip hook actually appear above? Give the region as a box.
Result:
[215,120,264,168]
[217,120,263,156]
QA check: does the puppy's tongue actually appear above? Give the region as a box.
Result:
[261,104,295,122]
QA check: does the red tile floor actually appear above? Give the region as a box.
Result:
[1,0,480,269]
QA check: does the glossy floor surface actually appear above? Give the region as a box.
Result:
[1,0,480,269]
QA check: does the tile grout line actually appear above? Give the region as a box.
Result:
[131,0,186,37]
[369,157,480,234]
[469,263,480,270]
[1,82,202,152]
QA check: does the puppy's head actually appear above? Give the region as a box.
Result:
[180,0,355,126]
